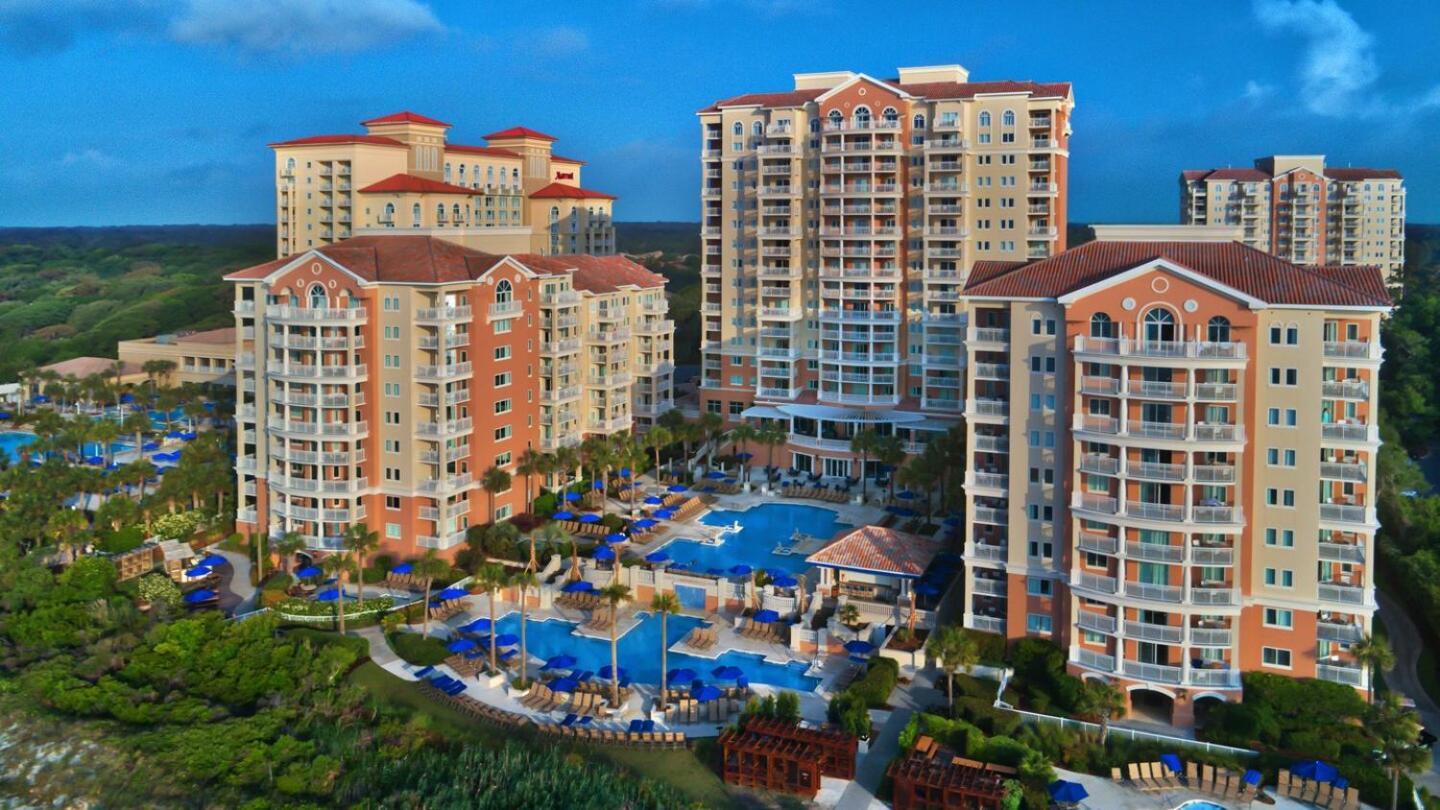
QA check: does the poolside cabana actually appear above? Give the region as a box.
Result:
[805,526,943,628]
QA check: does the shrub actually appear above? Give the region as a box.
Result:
[848,658,899,708]
[955,697,1023,738]
[136,573,181,609]
[827,692,871,739]
[532,491,558,517]
[388,632,449,666]
[152,511,203,541]
[97,526,145,554]
[963,628,1008,664]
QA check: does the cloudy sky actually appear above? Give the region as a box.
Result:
[0,0,1436,226]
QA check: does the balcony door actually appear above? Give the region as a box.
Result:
[1143,308,1177,343]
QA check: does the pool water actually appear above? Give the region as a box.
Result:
[656,503,850,577]
[1173,802,1227,810]
[0,432,35,463]
[488,611,820,691]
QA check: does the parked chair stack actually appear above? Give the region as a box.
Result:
[1278,769,1360,810]
[682,625,718,650]
[737,618,786,644]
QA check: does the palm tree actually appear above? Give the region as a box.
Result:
[512,569,538,688]
[926,625,978,708]
[342,523,380,608]
[697,411,724,470]
[121,411,151,460]
[1353,633,1396,705]
[142,359,176,392]
[274,531,305,576]
[650,591,681,709]
[726,422,758,483]
[481,466,513,525]
[850,428,882,499]
[553,444,581,506]
[475,563,508,673]
[90,419,121,467]
[1075,680,1127,744]
[413,550,450,638]
[580,435,613,514]
[756,421,788,481]
[874,435,908,500]
[251,531,268,585]
[1371,691,1428,810]
[516,449,544,513]
[599,583,632,706]
[320,554,354,634]
[529,522,571,573]
[644,425,673,483]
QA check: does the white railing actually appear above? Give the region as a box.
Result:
[1124,621,1182,644]
[1320,503,1374,525]
[1075,571,1118,594]
[1318,582,1367,605]
[1190,627,1233,646]
[1128,581,1183,603]
[1074,336,1246,360]
[1317,662,1365,686]
[1122,660,1183,684]
[1322,341,1381,361]
[1077,611,1117,635]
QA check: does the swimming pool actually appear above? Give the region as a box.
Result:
[487,610,820,691]
[655,503,850,577]
[0,432,35,463]
[1173,802,1227,810]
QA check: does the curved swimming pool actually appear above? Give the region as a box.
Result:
[654,502,850,577]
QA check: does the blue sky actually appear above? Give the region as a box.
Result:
[1,0,1437,227]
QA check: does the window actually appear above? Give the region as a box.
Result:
[1026,613,1052,634]
[387,523,402,539]
[1267,448,1296,467]
[1264,608,1294,628]
[494,425,512,441]
[1206,316,1230,343]
[494,345,511,360]
[1090,313,1114,338]
[308,284,327,309]
[494,372,512,387]
[912,113,925,130]
[1267,408,1298,427]
[1026,577,1053,597]
[1001,110,1016,127]
[383,411,400,425]
[1270,368,1298,386]
[384,325,400,340]
[412,202,422,226]
[1265,528,1295,547]
[385,496,401,510]
[494,451,512,467]
[1263,568,1294,588]
[978,111,991,128]
[1266,488,1295,507]
[853,106,871,126]
[383,202,396,224]
[384,439,399,453]
[882,106,898,123]
[1262,647,1292,668]
[494,399,512,415]
[1142,307,1176,342]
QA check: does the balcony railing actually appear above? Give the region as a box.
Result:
[1122,660,1183,685]
[1125,621,1182,644]
[1318,582,1367,605]
[1317,662,1365,686]
[1077,611,1118,635]
[1074,336,1246,360]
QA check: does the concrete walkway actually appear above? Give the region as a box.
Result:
[213,545,256,615]
[353,625,400,666]
[1377,589,1440,795]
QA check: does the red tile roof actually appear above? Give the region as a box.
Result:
[1183,165,1403,183]
[701,88,825,112]
[446,143,521,158]
[362,111,451,127]
[41,356,142,379]
[529,182,616,200]
[483,126,557,142]
[805,525,940,578]
[1325,167,1403,181]
[358,173,478,195]
[509,254,666,292]
[964,241,1390,307]
[268,134,406,149]
[551,155,585,164]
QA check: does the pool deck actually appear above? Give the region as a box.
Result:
[1045,767,1319,810]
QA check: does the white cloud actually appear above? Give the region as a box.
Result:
[170,0,443,54]
[1242,80,1275,102]
[60,148,117,168]
[528,26,589,59]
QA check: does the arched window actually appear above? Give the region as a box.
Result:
[383,202,395,225]
[458,165,466,185]
[443,163,452,182]
[827,110,843,128]
[411,203,422,226]
[882,106,899,123]
[912,113,926,130]
[978,111,992,128]
[512,168,520,185]
[308,284,327,309]
[285,157,295,173]
[495,279,513,304]
[1090,313,1115,338]
[451,204,462,224]
[809,117,820,133]
[436,203,446,223]
[853,106,871,127]
[1002,110,1016,127]
[1143,308,1177,343]
[751,121,762,136]
[732,122,743,136]
[549,206,560,223]
[1207,316,1231,343]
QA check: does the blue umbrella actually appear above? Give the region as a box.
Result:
[1048,780,1089,804]
[563,492,582,502]
[553,510,575,521]
[1291,760,1338,783]
[594,546,616,561]
[447,638,477,653]
[295,565,322,579]
[644,495,664,505]
[391,562,414,575]
[729,564,753,576]
[693,684,723,702]
[461,617,494,633]
[579,513,601,524]
[1243,770,1263,786]
[771,575,798,589]
[562,580,595,593]
[753,609,780,624]
[549,677,579,692]
[669,561,691,571]
[1332,776,1349,790]
[184,565,213,578]
[166,430,184,439]
[120,393,134,403]
[142,441,160,451]
[844,639,876,655]
[315,588,345,602]
[435,586,468,600]
[542,655,577,671]
[706,470,726,480]
[1160,753,1183,774]
[492,633,519,647]
[915,582,941,596]
[202,401,216,411]
[182,588,216,604]
[667,668,698,684]
[575,671,594,682]
[599,664,627,679]
[712,665,744,680]
[602,533,627,545]
[85,455,104,466]
[633,518,658,528]
[896,490,918,499]
[667,484,688,493]
[654,508,676,519]
[198,554,226,568]
[644,550,671,564]
[735,452,753,461]
[179,432,197,441]
[499,649,519,661]
[620,467,631,477]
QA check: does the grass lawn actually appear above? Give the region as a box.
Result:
[348,660,736,807]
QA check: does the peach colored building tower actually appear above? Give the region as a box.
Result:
[1179,155,1405,282]
[959,236,1389,725]
[271,113,615,259]
[695,65,1074,474]
[226,236,671,557]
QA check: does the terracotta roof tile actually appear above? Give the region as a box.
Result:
[483,126,557,142]
[509,253,665,292]
[551,155,585,164]
[963,241,1391,307]
[362,111,450,127]
[446,143,521,158]
[170,327,236,345]
[1325,167,1403,181]
[529,182,615,200]
[42,356,142,378]
[268,134,407,149]
[892,79,1072,100]
[358,173,478,195]
[805,525,940,578]
[702,88,825,112]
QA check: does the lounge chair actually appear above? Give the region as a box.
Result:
[1201,764,1217,795]
[1277,768,1292,798]
[1128,763,1153,791]
[1185,761,1199,788]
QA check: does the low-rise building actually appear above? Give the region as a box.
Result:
[118,328,238,386]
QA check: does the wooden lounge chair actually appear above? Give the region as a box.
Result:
[1185,761,1199,788]
[1128,764,1152,791]
[1222,771,1242,800]
[1277,768,1292,798]
[1342,786,1360,810]
[1111,766,1126,784]
[1155,762,1181,790]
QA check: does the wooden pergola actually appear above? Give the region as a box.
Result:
[717,719,859,798]
[886,739,1011,810]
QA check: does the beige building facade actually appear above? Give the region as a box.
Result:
[697,65,1074,473]
[959,238,1389,725]
[117,328,238,386]
[1179,155,1405,282]
[272,113,615,259]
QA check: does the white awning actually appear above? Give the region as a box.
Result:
[777,404,927,424]
[740,405,787,420]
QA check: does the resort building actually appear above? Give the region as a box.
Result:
[271,113,616,260]
[958,236,1389,725]
[1179,155,1405,282]
[695,64,1074,475]
[225,235,672,554]
[117,327,239,386]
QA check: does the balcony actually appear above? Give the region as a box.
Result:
[1075,648,1116,673]
[542,385,581,403]
[1074,336,1246,361]
[971,506,1008,526]
[1322,341,1381,362]
[1321,422,1379,445]
[1075,571,1118,595]
[1127,581,1183,603]
[1126,540,1184,563]
[1077,611,1118,635]
[265,305,367,324]
[970,615,1005,634]
[1318,582,1367,606]
[1320,503,1375,527]
[1322,379,1370,400]
[1125,621,1182,644]
[1077,532,1118,555]
[271,363,368,381]
[971,577,1006,597]
[488,300,523,320]
[416,417,473,437]
[1190,626,1233,646]
[415,362,472,380]
[1122,660,1183,685]
[415,305,473,324]
[1318,620,1365,643]
[969,542,1007,562]
[1319,541,1366,563]
[543,338,582,355]
[1189,585,1237,606]
[1316,662,1365,687]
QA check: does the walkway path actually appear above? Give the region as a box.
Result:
[353,625,400,667]
[1376,589,1440,794]
[213,545,257,615]
[835,670,946,809]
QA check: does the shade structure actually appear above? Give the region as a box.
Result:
[460,617,494,633]
[844,639,876,655]
[602,533,627,545]
[706,470,726,480]
[498,649,519,661]
[1160,753,1183,774]
[644,551,671,564]
[667,484,688,493]
[712,665,744,681]
[729,564,753,576]
[542,654,577,671]
[447,638,478,653]
[1291,760,1339,783]
[753,609,780,624]
[182,588,217,604]
[563,492,582,502]
[1048,780,1089,804]
[633,518,658,529]
[295,565,322,579]
[644,496,664,505]
[771,575,799,589]
[315,588,345,602]
[198,554,226,568]
[390,562,414,575]
[914,581,941,596]
[1243,769,1263,786]
[434,586,468,601]
[120,393,135,403]
[184,565,213,578]
[693,684,723,702]
[593,546,616,561]
[552,510,575,521]
[549,677,579,693]
[598,664,627,679]
[578,513,601,524]
[561,580,595,594]
[654,508,676,519]
[491,633,519,647]
[666,668,698,685]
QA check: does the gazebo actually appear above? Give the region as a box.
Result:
[805,525,942,616]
